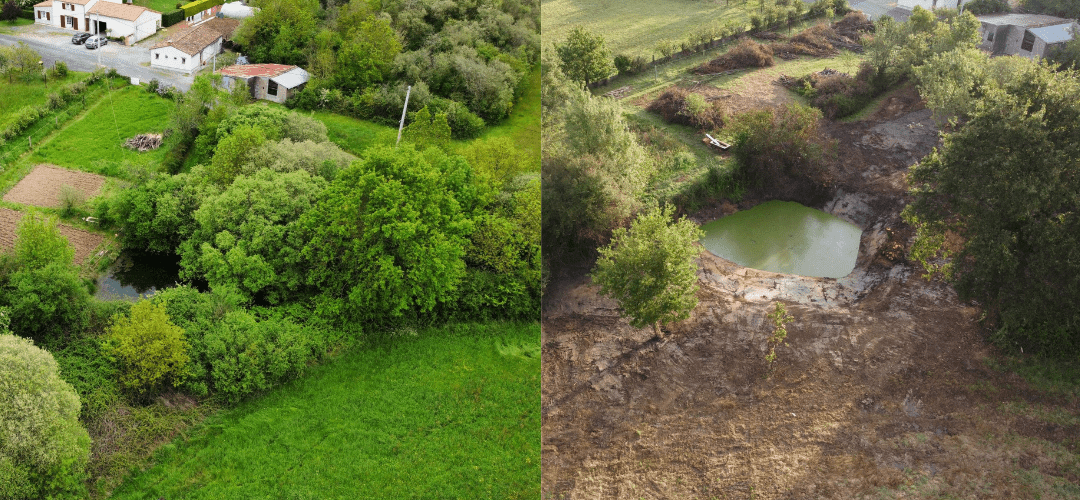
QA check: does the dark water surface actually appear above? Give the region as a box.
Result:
[94,251,182,301]
[699,200,862,278]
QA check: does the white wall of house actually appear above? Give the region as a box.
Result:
[89,10,161,43]
[897,0,969,10]
[150,45,199,72]
[51,0,91,31]
[34,6,52,25]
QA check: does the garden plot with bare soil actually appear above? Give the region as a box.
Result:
[2,164,107,208]
[1,207,105,265]
[541,86,1080,499]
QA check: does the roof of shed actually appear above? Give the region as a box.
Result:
[219,63,297,78]
[1028,23,1077,44]
[150,20,222,55]
[270,67,310,89]
[977,13,1073,28]
[34,1,51,7]
[87,2,158,21]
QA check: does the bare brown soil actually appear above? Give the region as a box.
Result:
[0,207,105,265]
[2,164,106,208]
[542,86,1080,498]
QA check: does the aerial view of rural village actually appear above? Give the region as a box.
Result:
[541,0,1080,497]
[0,0,1077,496]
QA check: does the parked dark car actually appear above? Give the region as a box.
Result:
[72,32,92,45]
[85,35,108,50]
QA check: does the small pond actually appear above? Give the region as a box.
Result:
[699,200,862,278]
[94,251,184,301]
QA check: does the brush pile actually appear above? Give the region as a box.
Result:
[693,39,774,74]
[123,133,163,152]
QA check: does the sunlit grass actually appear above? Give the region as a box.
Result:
[0,71,91,129]
[109,322,541,499]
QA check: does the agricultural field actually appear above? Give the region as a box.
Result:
[0,207,104,265]
[27,84,175,179]
[3,164,107,208]
[543,0,754,57]
[109,322,541,499]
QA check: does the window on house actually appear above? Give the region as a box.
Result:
[1022,30,1035,51]
[155,53,159,59]
[987,31,994,42]
[267,80,278,96]
[182,58,186,64]
[37,11,40,19]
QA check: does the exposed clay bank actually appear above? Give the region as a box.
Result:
[699,200,863,278]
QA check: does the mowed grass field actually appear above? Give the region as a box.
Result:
[27,84,174,178]
[543,0,753,56]
[313,111,398,156]
[131,0,181,13]
[109,322,541,499]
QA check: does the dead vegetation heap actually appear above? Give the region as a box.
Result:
[646,87,726,130]
[123,134,163,152]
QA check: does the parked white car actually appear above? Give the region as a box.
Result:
[85,35,108,50]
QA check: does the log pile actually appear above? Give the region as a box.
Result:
[124,134,163,152]
[602,86,634,99]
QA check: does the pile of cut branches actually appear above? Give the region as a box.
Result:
[123,133,163,152]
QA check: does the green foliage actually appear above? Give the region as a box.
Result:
[914,47,1028,123]
[233,0,318,66]
[108,171,214,253]
[727,102,832,190]
[904,55,1080,357]
[0,214,89,343]
[179,0,222,18]
[307,3,401,94]
[0,42,38,84]
[1050,36,1080,72]
[1,1,19,22]
[864,7,981,90]
[108,322,539,499]
[179,169,327,303]
[51,335,121,421]
[0,332,90,500]
[591,205,704,336]
[209,125,266,185]
[301,144,476,323]
[1019,0,1080,18]
[460,136,532,188]
[764,302,793,368]
[402,105,452,150]
[542,84,652,251]
[555,26,615,86]
[962,0,1009,14]
[240,138,354,180]
[104,300,188,395]
[160,9,184,27]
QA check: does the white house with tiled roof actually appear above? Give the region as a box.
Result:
[149,17,239,73]
[33,0,160,44]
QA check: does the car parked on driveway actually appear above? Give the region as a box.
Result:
[85,35,108,49]
[71,32,92,45]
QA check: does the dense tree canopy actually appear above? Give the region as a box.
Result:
[905,53,1080,356]
[555,26,615,87]
[591,206,704,336]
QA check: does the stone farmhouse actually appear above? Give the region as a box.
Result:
[33,0,161,44]
[149,17,239,73]
[977,13,1079,60]
[219,64,310,104]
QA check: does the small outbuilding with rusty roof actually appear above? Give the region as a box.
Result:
[149,17,239,73]
[219,64,310,104]
[977,13,1079,60]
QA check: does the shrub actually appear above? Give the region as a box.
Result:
[614,54,632,74]
[146,78,160,95]
[727,102,833,191]
[694,39,774,74]
[646,87,725,130]
[58,184,85,218]
[0,330,91,500]
[104,300,189,395]
[50,61,68,79]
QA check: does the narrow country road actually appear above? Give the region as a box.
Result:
[0,25,193,91]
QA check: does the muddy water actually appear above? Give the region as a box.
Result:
[94,251,182,301]
[699,200,862,278]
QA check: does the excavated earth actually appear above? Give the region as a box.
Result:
[541,86,1080,498]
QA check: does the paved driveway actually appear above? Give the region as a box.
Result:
[0,23,193,91]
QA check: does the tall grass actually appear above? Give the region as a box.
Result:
[109,322,541,499]
[0,72,91,128]
[459,65,541,170]
[27,84,175,179]
[311,111,398,156]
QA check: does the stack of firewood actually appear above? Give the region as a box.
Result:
[124,134,163,152]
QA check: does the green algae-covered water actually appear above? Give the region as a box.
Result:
[699,200,862,278]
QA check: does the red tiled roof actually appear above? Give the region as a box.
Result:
[34,1,51,7]
[150,20,222,55]
[219,64,297,78]
[87,2,158,21]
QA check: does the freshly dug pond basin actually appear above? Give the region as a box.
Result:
[699,200,863,278]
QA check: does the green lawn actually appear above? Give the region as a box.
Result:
[0,72,91,130]
[108,322,541,499]
[459,65,541,171]
[543,0,754,57]
[311,111,398,156]
[27,84,175,178]
[131,0,181,12]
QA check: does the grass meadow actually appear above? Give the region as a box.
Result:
[0,72,90,129]
[108,322,541,499]
[543,0,756,57]
[313,111,399,156]
[461,65,541,169]
[27,84,175,179]
[131,0,183,13]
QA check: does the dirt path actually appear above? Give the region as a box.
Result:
[541,86,1080,498]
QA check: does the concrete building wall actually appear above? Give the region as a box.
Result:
[150,45,198,72]
[34,6,52,24]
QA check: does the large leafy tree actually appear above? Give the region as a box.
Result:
[0,327,91,500]
[234,0,319,66]
[555,26,615,87]
[300,144,478,323]
[905,55,1080,356]
[591,205,704,337]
